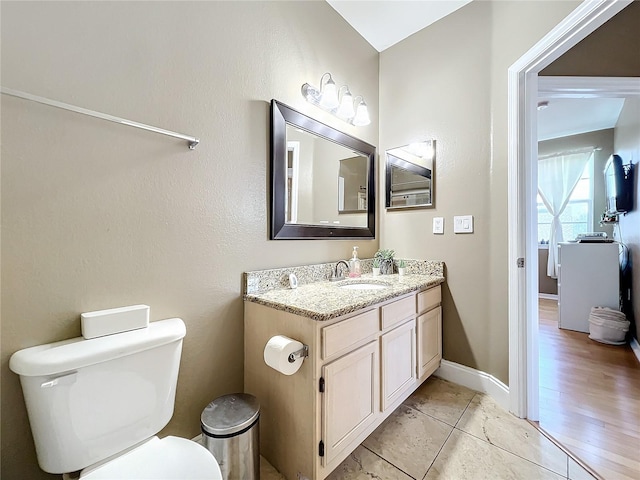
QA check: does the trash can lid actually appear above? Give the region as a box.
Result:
[201,393,260,436]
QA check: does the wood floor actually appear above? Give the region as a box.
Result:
[537,298,640,480]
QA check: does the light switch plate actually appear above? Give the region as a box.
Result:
[433,217,444,234]
[453,215,474,234]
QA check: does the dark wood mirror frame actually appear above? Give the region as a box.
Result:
[270,99,376,239]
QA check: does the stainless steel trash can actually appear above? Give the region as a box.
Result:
[201,393,260,480]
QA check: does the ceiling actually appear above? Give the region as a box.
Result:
[326,1,628,140]
[537,97,625,141]
[326,0,471,52]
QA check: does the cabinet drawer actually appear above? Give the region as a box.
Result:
[381,295,416,330]
[322,308,379,359]
[417,285,441,313]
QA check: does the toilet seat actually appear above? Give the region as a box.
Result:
[80,436,223,479]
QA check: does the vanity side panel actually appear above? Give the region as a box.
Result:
[244,301,317,480]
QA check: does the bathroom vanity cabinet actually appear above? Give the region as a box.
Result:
[244,284,442,480]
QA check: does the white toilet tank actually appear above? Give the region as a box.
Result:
[9,318,186,474]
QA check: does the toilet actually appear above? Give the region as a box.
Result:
[9,318,222,479]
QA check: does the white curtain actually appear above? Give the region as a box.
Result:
[538,150,593,278]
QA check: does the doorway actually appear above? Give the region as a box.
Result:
[508,2,640,477]
[507,0,634,422]
[534,77,640,479]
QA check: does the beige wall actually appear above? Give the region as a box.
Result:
[311,141,365,227]
[339,157,368,212]
[614,97,640,342]
[0,2,379,478]
[379,0,580,383]
[540,1,640,77]
[538,248,558,295]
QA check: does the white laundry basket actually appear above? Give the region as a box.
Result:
[588,307,629,345]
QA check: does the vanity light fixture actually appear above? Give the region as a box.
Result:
[301,72,371,126]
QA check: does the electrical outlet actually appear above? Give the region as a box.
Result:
[453,215,473,234]
[433,217,444,234]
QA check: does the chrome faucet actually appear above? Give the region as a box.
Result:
[331,261,350,281]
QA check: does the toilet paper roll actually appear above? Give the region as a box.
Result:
[263,335,304,375]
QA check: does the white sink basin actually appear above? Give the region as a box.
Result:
[339,283,388,290]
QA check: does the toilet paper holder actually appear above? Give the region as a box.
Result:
[288,344,308,363]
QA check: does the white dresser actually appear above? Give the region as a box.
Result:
[557,242,620,333]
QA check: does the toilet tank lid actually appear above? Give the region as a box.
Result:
[9,318,186,377]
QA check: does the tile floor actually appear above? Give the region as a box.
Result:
[260,377,596,480]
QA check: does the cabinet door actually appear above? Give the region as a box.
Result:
[417,306,442,381]
[381,319,416,412]
[322,341,379,467]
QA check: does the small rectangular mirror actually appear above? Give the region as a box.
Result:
[385,141,435,210]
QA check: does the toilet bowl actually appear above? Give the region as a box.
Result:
[79,436,221,479]
[10,317,222,479]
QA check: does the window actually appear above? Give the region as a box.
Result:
[538,158,593,243]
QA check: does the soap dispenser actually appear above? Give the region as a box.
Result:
[349,246,361,278]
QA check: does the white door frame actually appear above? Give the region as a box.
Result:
[507,0,632,420]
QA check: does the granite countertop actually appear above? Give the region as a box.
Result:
[244,273,444,321]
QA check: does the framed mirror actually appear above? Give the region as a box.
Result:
[270,100,376,239]
[385,141,435,210]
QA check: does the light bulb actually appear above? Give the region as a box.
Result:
[336,88,355,119]
[352,100,370,126]
[319,78,339,109]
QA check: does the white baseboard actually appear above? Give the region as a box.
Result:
[538,293,558,300]
[435,360,510,412]
[192,433,203,444]
[631,337,640,364]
